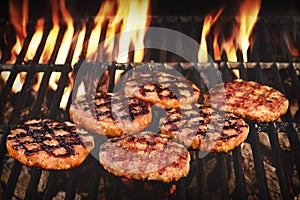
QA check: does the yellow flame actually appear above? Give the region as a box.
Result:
[198,8,223,62]
[210,0,261,61]
[55,0,74,65]
[39,0,60,63]
[87,0,115,60]
[7,0,28,63]
[72,23,86,66]
[102,0,151,62]
[25,19,44,61]
[236,0,261,62]
[222,39,237,62]
[116,0,151,63]
[4,0,151,110]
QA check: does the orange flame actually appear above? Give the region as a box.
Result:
[102,0,151,62]
[236,0,261,62]
[55,0,74,65]
[3,0,151,110]
[25,19,44,62]
[7,0,28,63]
[86,0,116,60]
[116,0,151,63]
[202,0,261,62]
[39,0,60,63]
[198,8,224,62]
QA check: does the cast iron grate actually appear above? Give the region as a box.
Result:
[0,62,300,199]
[0,15,300,200]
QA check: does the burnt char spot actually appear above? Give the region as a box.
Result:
[128,100,150,120]
[77,92,151,121]
[216,133,239,141]
[8,120,84,158]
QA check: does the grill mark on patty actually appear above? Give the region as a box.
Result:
[205,79,288,121]
[162,104,248,142]
[7,120,84,158]
[107,134,171,152]
[99,132,190,182]
[73,92,150,121]
[137,81,196,100]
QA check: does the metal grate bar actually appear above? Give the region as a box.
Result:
[271,64,300,176]
[111,176,121,200]
[175,178,186,200]
[0,22,35,115]
[8,68,37,122]
[42,171,64,200]
[0,126,9,173]
[196,156,208,198]
[65,167,80,200]
[48,65,71,118]
[3,161,22,200]
[87,157,101,200]
[238,63,248,79]
[232,146,248,199]
[267,124,293,199]
[65,20,83,65]
[24,168,42,200]
[48,23,67,65]
[48,20,83,118]
[108,64,116,92]
[222,63,248,199]
[29,66,53,118]
[247,121,270,199]
[0,22,16,63]
[15,22,36,64]
[221,62,236,81]
[78,18,94,63]
[217,153,229,199]
[31,20,52,64]
[287,64,300,107]
[260,64,297,198]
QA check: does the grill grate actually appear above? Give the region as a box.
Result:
[0,62,300,199]
[0,14,300,199]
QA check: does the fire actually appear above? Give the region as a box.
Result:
[7,0,28,64]
[199,0,261,62]
[236,0,261,62]
[55,0,74,65]
[3,0,151,110]
[39,0,60,64]
[198,9,224,62]
[100,0,151,62]
[86,0,116,60]
[25,19,44,62]
[115,0,151,63]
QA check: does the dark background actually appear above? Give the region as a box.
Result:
[0,0,299,19]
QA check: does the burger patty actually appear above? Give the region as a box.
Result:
[70,91,152,136]
[6,119,94,170]
[203,79,289,122]
[159,104,249,152]
[99,132,190,182]
[124,70,200,108]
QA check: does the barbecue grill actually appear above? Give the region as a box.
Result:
[1,0,300,199]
